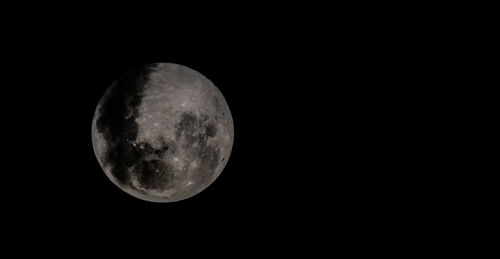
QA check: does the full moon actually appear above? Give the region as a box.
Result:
[91,63,234,202]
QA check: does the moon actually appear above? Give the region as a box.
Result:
[91,63,234,202]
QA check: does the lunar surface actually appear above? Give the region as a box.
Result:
[91,63,234,202]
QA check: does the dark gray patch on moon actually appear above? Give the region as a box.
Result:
[92,63,234,202]
[175,112,220,184]
[95,64,156,186]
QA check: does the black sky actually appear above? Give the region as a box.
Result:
[4,1,480,258]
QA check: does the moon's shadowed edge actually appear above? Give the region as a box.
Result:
[95,63,175,191]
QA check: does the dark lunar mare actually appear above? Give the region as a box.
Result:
[175,112,220,184]
[96,64,174,190]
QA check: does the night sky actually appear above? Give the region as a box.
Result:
[5,2,478,258]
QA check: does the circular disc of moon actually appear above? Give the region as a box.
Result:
[91,63,234,202]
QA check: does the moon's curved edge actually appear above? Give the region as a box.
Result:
[91,63,234,203]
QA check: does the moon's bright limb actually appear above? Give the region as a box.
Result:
[91,63,234,202]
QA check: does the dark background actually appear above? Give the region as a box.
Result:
[6,1,480,258]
